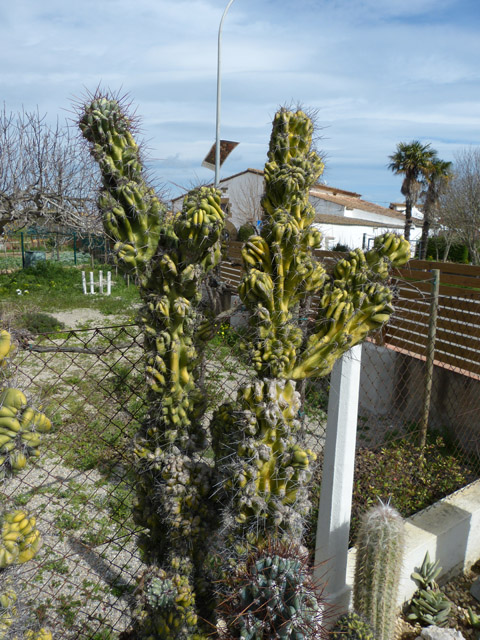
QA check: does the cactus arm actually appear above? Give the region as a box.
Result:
[79,97,165,278]
[292,233,410,379]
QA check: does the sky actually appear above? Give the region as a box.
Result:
[1,0,479,207]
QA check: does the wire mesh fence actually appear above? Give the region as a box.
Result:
[1,319,328,639]
[1,249,480,638]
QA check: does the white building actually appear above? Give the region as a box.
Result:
[171,169,423,250]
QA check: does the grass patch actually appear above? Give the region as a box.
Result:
[0,261,140,317]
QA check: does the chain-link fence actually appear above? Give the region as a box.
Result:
[2,249,479,638]
[1,319,328,639]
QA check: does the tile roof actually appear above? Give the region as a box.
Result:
[309,187,405,221]
[314,213,404,228]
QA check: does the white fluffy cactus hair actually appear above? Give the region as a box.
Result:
[353,502,406,640]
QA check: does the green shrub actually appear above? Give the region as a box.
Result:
[236,222,256,242]
[350,437,469,543]
[0,261,80,294]
[424,236,470,263]
[331,242,350,252]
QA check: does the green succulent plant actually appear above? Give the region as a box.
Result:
[0,587,17,640]
[331,612,376,640]
[217,541,328,640]
[406,551,451,627]
[0,331,53,479]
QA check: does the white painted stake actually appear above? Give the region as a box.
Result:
[82,271,87,295]
[99,270,103,294]
[107,271,111,296]
[314,344,362,611]
[90,271,95,294]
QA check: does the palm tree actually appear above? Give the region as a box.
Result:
[388,140,437,242]
[419,158,453,259]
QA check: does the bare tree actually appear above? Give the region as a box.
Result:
[0,105,101,237]
[437,148,480,265]
[234,173,264,228]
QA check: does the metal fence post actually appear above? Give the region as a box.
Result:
[419,268,440,448]
[20,231,25,267]
[314,344,362,610]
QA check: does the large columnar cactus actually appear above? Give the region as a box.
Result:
[80,97,410,639]
[211,109,411,553]
[353,503,406,640]
[79,94,226,639]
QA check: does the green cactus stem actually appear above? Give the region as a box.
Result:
[79,92,226,639]
[0,586,17,639]
[0,331,52,478]
[213,108,411,552]
[216,540,330,640]
[353,503,406,640]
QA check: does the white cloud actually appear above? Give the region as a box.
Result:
[0,0,478,205]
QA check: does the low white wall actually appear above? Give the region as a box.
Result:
[346,478,480,607]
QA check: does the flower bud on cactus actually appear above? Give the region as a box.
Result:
[353,503,405,640]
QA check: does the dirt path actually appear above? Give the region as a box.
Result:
[50,309,119,329]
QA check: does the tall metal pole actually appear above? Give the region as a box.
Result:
[215,0,236,188]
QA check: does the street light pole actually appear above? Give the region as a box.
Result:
[215,0,236,188]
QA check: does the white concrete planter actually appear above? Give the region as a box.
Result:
[346,478,480,606]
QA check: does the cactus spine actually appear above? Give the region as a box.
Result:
[80,93,225,639]
[353,503,406,640]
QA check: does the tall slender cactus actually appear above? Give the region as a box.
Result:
[353,503,406,640]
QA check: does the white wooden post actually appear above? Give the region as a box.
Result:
[314,344,362,611]
[90,271,95,295]
[99,270,104,295]
[107,271,111,296]
[81,271,87,295]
